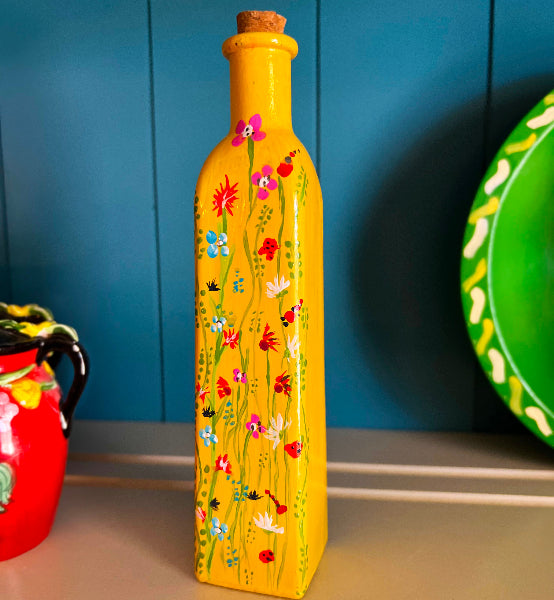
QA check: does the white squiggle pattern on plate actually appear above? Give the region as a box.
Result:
[484,159,510,195]
[488,348,505,384]
[526,106,554,130]
[469,287,486,324]
[463,218,489,259]
[525,407,553,436]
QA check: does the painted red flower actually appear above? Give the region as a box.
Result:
[215,453,232,474]
[222,328,240,349]
[259,323,279,352]
[212,175,238,217]
[277,151,297,178]
[196,506,206,522]
[274,372,291,397]
[217,377,232,399]
[195,383,209,404]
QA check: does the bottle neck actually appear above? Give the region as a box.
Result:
[225,35,296,132]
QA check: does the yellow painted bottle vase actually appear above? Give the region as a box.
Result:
[194,11,327,599]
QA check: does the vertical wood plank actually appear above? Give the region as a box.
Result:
[0,120,10,298]
[474,0,554,432]
[151,1,317,421]
[0,2,162,420]
[320,0,490,429]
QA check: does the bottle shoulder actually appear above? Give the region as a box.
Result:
[196,130,320,198]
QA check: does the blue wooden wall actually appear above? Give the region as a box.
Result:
[0,1,552,429]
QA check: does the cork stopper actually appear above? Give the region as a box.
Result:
[236,11,286,34]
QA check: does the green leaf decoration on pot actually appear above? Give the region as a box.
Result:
[0,463,15,512]
[36,324,79,342]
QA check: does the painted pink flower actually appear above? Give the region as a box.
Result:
[232,114,266,146]
[233,368,247,383]
[246,413,266,439]
[252,165,278,200]
[215,453,232,474]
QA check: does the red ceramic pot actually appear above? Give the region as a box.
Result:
[0,329,89,560]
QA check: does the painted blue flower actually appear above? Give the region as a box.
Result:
[199,425,218,447]
[210,315,227,333]
[207,230,230,258]
[210,517,228,541]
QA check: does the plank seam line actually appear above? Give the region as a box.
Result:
[63,475,554,507]
[67,453,554,481]
[146,0,166,421]
[0,118,13,301]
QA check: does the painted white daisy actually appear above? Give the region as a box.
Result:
[266,275,290,299]
[264,413,291,450]
[253,511,284,534]
[286,334,301,360]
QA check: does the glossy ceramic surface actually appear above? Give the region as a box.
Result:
[194,31,326,598]
[0,303,89,560]
[461,90,554,447]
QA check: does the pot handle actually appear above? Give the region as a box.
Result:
[36,334,90,438]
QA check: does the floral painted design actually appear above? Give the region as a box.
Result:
[258,238,280,261]
[253,512,284,534]
[274,373,292,397]
[210,517,229,541]
[259,323,279,352]
[199,425,218,447]
[213,175,238,217]
[194,110,322,593]
[246,414,266,439]
[196,506,207,522]
[217,377,232,399]
[206,231,230,258]
[215,454,232,474]
[232,114,266,147]
[211,316,227,333]
[276,151,297,178]
[233,369,247,383]
[252,165,278,200]
[264,413,291,450]
[222,328,240,348]
[196,383,209,404]
[266,275,290,299]
[286,334,301,360]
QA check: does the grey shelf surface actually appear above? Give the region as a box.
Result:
[1,424,553,600]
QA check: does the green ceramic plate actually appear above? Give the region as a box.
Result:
[461,90,554,447]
